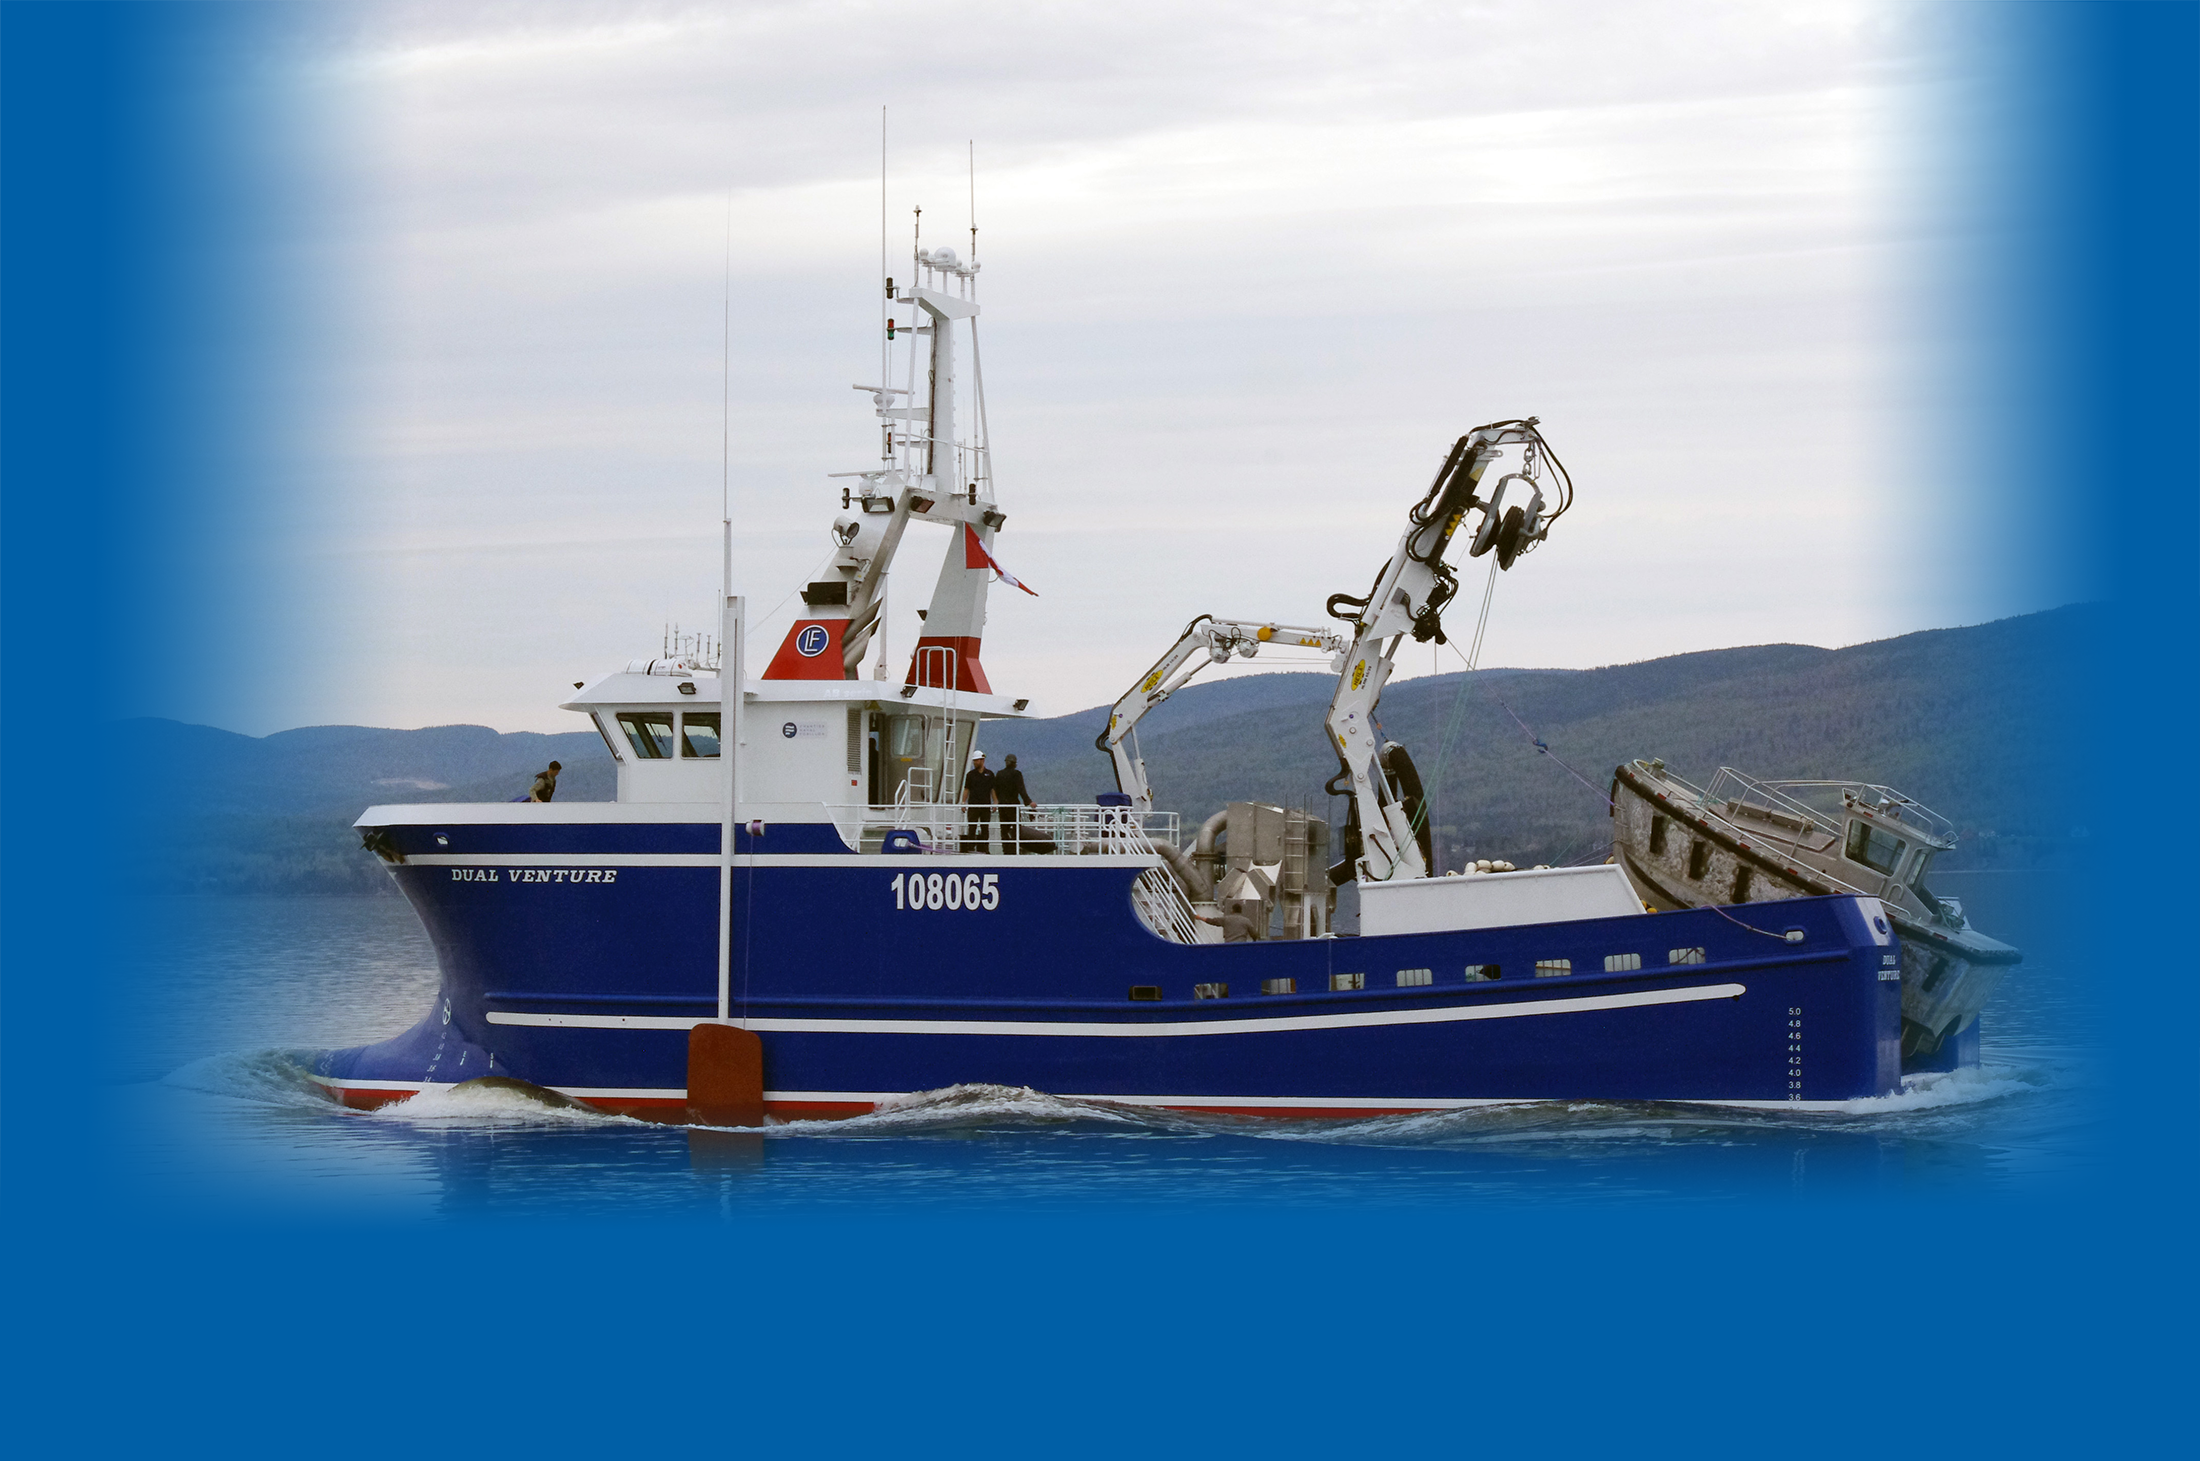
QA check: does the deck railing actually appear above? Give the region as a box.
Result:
[1707,765,1953,844]
[1649,768,1900,903]
[832,802,1181,857]
[826,801,1202,942]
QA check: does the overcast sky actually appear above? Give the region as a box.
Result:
[194,0,2052,736]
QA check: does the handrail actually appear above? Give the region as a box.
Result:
[834,802,1181,856]
[1703,768,1845,840]
[1641,768,1902,905]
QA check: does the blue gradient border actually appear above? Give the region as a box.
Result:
[2,3,2192,1453]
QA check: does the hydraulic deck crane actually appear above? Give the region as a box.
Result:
[1098,615,1349,816]
[1322,417,1572,884]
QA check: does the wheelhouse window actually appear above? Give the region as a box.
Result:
[887,715,925,760]
[1907,849,1939,896]
[680,713,721,758]
[1844,820,1906,876]
[591,715,625,762]
[617,712,677,759]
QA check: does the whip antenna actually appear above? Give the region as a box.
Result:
[871,108,880,404]
[720,185,732,603]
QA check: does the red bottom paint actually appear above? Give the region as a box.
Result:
[310,1079,1449,1124]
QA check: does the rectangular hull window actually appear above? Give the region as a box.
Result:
[1688,840,1710,880]
[1193,983,1229,1000]
[1534,959,1572,978]
[1261,978,1296,996]
[1603,953,1642,972]
[1668,946,1706,965]
[1648,816,1668,855]
[1465,964,1500,981]
[1395,968,1433,987]
[1331,972,1364,992]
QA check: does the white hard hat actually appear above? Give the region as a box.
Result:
[970,750,986,760]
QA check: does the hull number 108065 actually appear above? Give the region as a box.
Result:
[893,872,1001,911]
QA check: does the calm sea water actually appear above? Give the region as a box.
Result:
[114,870,2098,1216]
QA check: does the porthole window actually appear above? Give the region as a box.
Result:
[1603,953,1642,973]
[1395,968,1433,987]
[1330,972,1365,992]
[1534,958,1572,978]
[1668,946,1706,965]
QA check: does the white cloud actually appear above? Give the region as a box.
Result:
[180,0,2040,736]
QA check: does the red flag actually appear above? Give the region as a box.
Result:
[963,524,1037,596]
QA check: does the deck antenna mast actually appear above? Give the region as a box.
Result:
[880,107,888,433]
[715,184,742,1027]
[874,107,890,677]
[720,186,733,597]
[967,140,992,499]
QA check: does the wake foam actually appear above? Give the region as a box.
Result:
[751,1083,1182,1137]
[366,1077,641,1128]
[153,1054,2051,1146]
[1827,1064,2043,1115]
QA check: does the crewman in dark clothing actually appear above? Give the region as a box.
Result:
[529,761,562,802]
[961,751,996,853]
[993,753,1036,853]
[1194,902,1264,942]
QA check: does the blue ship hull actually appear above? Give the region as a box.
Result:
[313,816,1909,1117]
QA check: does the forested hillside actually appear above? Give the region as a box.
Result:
[126,606,2090,893]
[983,606,2092,873]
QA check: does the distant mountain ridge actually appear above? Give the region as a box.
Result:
[125,720,617,816]
[126,606,2088,894]
[980,608,2088,874]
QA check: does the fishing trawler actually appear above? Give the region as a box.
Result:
[1610,760,2018,1072]
[314,223,1909,1120]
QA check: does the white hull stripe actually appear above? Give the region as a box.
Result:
[307,1074,1865,1113]
[403,853,1157,869]
[482,982,1747,1037]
